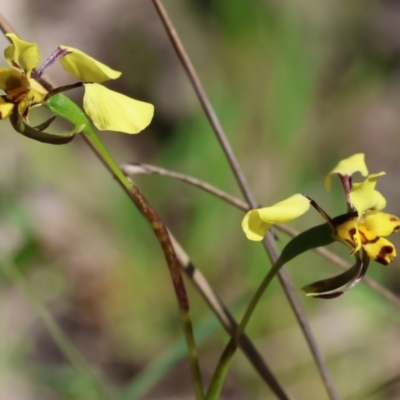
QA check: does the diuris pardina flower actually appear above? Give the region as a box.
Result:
[242,154,400,298]
[0,33,153,136]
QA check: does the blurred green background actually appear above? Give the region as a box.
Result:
[1,0,400,399]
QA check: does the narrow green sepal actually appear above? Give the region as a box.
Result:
[10,111,83,145]
[302,257,369,299]
[33,115,57,131]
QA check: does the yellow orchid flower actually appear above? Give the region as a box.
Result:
[0,33,153,134]
[0,35,46,120]
[242,154,400,297]
[327,154,400,265]
[243,153,400,264]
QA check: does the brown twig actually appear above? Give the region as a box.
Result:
[121,163,249,211]
[150,3,342,398]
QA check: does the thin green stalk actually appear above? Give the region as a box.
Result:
[206,260,284,399]
[45,94,204,400]
[1,258,111,400]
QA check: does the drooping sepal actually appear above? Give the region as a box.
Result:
[83,83,154,134]
[302,255,369,299]
[9,109,82,145]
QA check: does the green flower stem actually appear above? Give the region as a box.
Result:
[1,258,111,400]
[205,259,285,399]
[45,94,204,400]
[206,222,336,399]
[151,3,340,400]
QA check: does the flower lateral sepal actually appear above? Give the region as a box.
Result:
[10,110,82,145]
[302,255,370,299]
[83,83,154,134]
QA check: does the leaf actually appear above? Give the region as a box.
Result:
[275,222,335,269]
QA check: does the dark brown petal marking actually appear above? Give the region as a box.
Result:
[11,61,21,70]
[348,227,358,246]
[375,245,394,265]
[332,211,358,225]
[390,217,398,221]
[359,230,379,244]
[21,97,33,119]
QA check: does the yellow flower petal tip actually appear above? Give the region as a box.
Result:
[0,99,14,119]
[4,33,40,75]
[59,46,121,83]
[363,213,400,237]
[242,194,311,241]
[83,83,154,134]
[242,211,271,241]
[325,153,368,192]
[350,173,387,215]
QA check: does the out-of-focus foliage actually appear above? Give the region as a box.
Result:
[1,0,400,399]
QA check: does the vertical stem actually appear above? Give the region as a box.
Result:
[206,260,284,399]
[151,2,341,399]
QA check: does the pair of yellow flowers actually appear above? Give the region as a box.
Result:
[1,35,398,296]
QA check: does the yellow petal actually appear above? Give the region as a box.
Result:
[0,98,14,119]
[4,34,40,75]
[241,211,272,241]
[358,225,396,265]
[17,89,46,120]
[83,84,154,134]
[362,212,400,237]
[334,216,361,254]
[241,194,311,241]
[350,173,386,215]
[325,153,368,191]
[29,76,48,95]
[59,46,121,83]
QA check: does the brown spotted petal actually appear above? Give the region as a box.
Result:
[333,216,361,255]
[358,225,396,265]
[362,212,400,237]
[302,256,369,299]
